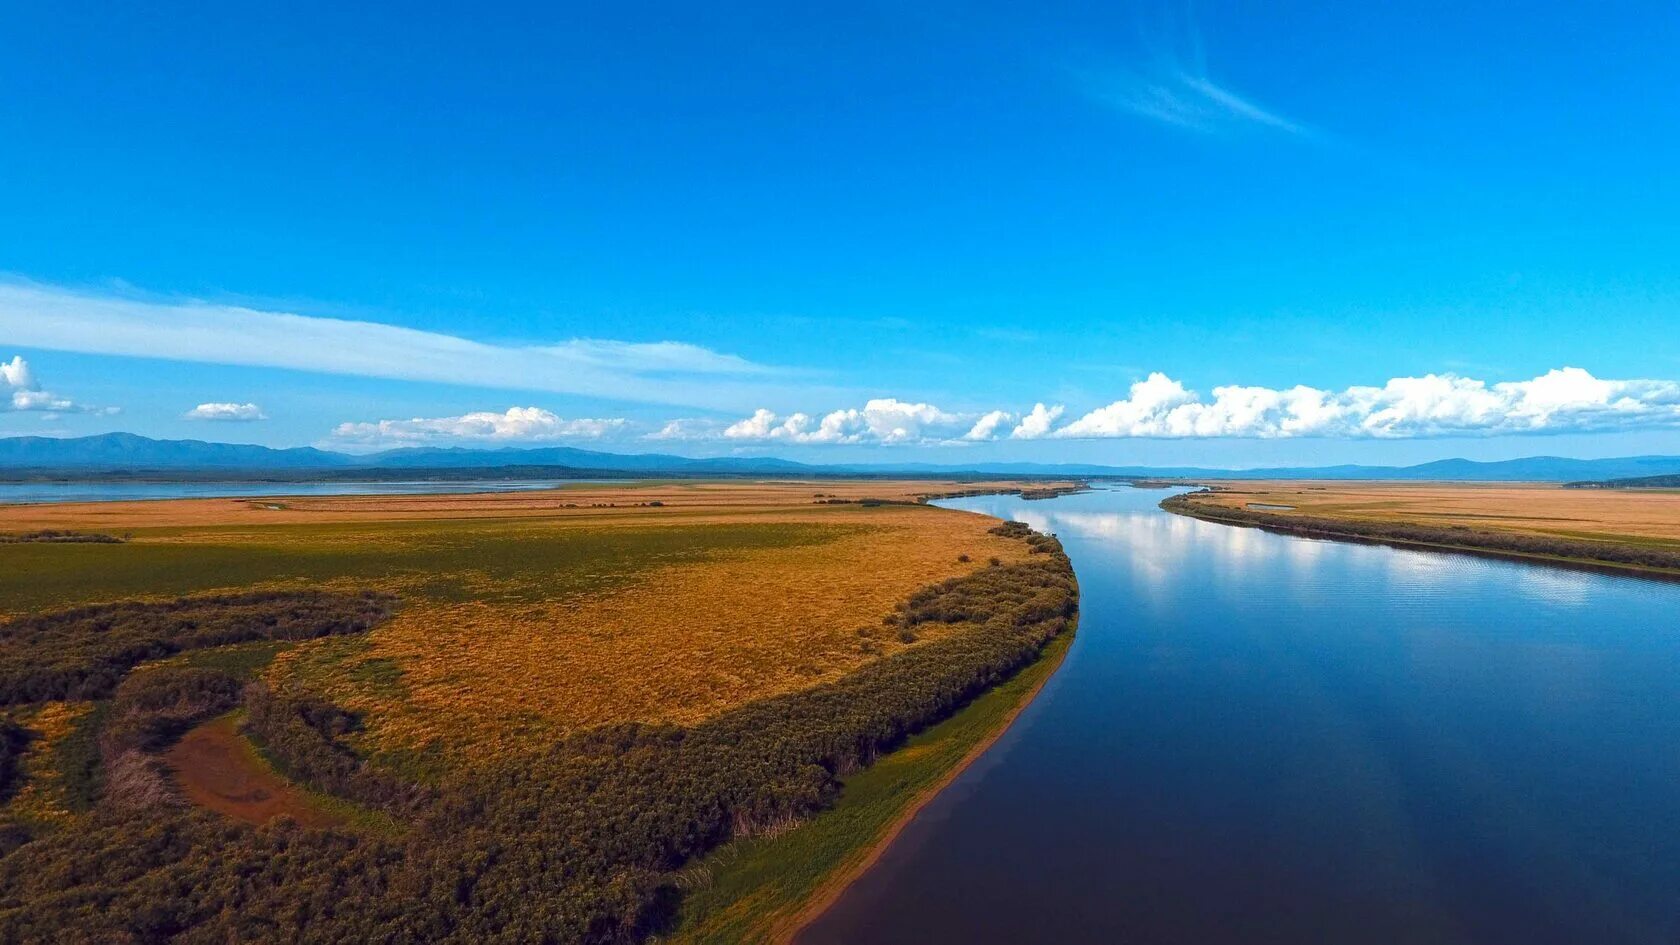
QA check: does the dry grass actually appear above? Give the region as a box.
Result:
[273,505,1032,766]
[1195,481,1680,548]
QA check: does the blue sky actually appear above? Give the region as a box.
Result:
[3,1,1679,466]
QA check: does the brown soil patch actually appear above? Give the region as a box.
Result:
[164,714,340,828]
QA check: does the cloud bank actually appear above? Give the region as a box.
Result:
[1054,368,1680,439]
[706,368,1680,446]
[332,407,627,446]
[0,280,830,412]
[184,402,267,422]
[721,399,967,445]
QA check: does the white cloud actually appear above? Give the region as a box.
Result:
[1,356,34,390]
[184,402,267,422]
[964,410,1015,441]
[331,407,627,446]
[1054,368,1680,439]
[1,354,105,414]
[724,399,970,445]
[0,280,836,412]
[1010,403,1064,439]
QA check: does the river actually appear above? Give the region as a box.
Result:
[0,480,613,505]
[797,485,1680,945]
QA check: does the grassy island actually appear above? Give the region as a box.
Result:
[1165,482,1680,578]
[0,480,1076,942]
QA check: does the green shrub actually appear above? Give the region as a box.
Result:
[0,591,397,704]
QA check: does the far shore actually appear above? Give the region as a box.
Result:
[1164,486,1680,582]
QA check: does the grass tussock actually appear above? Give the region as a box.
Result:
[268,514,1031,765]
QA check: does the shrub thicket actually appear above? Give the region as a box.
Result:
[0,530,124,544]
[0,720,27,803]
[100,668,245,757]
[0,590,397,704]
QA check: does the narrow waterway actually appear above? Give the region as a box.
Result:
[797,486,1680,945]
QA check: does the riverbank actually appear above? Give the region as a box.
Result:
[666,627,1075,945]
[1163,489,1680,580]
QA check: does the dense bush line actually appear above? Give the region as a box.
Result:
[0,532,1076,944]
[912,484,1087,504]
[243,683,433,814]
[1565,473,1680,489]
[0,530,125,544]
[101,668,244,757]
[99,668,248,814]
[0,590,397,704]
[1163,492,1680,573]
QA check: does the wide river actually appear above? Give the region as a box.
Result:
[0,480,609,505]
[799,485,1680,945]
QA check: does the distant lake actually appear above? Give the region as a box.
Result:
[0,480,605,505]
[800,485,1680,945]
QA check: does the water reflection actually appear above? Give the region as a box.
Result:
[799,486,1680,945]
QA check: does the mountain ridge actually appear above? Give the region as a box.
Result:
[3,433,1680,482]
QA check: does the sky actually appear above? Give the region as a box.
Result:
[3,1,1680,467]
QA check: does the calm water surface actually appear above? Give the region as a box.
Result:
[798,486,1680,945]
[0,480,610,505]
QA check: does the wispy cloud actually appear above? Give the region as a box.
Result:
[1084,18,1310,137]
[0,280,838,412]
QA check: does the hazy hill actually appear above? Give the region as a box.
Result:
[0,433,348,469]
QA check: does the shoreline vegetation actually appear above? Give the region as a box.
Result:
[0,482,1078,943]
[915,483,1089,503]
[670,621,1076,945]
[1163,490,1680,579]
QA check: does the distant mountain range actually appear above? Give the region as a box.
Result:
[0,433,810,476]
[3,433,1680,483]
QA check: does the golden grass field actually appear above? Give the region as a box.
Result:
[0,480,1058,771]
[1192,481,1680,548]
